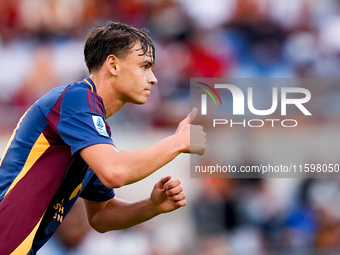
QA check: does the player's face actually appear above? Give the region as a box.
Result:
[115,42,157,105]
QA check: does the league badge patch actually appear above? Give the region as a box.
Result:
[92,116,109,137]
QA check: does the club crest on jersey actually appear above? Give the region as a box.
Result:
[92,116,109,137]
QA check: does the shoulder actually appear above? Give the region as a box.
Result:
[62,80,105,116]
[63,80,91,103]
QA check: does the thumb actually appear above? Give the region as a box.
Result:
[183,107,198,124]
[155,175,171,189]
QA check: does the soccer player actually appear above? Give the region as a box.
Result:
[0,21,206,254]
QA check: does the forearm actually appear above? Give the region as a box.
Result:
[86,198,158,233]
[81,135,185,188]
[80,108,206,188]
[115,135,183,185]
[85,176,187,233]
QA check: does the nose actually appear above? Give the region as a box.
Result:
[149,70,158,85]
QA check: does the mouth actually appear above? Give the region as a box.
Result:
[144,89,151,96]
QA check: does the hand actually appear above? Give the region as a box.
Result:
[150,176,187,214]
[175,107,206,155]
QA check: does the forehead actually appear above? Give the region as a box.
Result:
[128,42,154,62]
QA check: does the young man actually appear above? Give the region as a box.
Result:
[0,21,206,254]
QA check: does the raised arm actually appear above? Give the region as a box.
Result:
[79,108,206,188]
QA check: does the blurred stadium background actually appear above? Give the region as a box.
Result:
[1,0,340,254]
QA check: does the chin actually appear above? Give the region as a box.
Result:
[129,98,148,105]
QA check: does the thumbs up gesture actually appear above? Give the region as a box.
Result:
[175,108,206,155]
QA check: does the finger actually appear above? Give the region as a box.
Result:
[182,107,198,124]
[155,175,171,189]
[173,200,187,208]
[166,185,184,196]
[169,192,186,202]
[165,179,181,190]
[189,107,198,124]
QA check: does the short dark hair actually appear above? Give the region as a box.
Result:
[84,21,155,72]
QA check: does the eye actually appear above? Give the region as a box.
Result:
[142,65,148,70]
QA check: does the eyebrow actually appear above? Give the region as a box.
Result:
[141,60,155,67]
[134,47,155,66]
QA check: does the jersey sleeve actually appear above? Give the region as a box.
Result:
[80,174,115,201]
[57,85,114,155]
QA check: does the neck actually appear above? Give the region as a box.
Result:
[89,73,124,118]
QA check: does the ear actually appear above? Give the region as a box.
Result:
[106,55,118,75]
